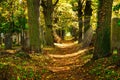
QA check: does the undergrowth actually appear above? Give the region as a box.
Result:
[1,51,120,80]
[85,54,120,80]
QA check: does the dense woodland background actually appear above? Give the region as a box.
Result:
[0,0,120,80]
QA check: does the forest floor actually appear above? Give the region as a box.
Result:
[0,41,120,80]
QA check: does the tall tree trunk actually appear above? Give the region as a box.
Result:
[93,0,113,60]
[42,0,54,46]
[84,16,91,33]
[111,18,120,53]
[44,25,54,46]
[43,8,54,46]
[21,29,24,46]
[27,0,41,53]
[0,35,2,45]
[53,28,61,43]
[78,0,83,43]
[41,0,59,46]
[84,0,92,33]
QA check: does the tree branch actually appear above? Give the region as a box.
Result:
[53,0,59,7]
[41,0,47,8]
[81,0,86,6]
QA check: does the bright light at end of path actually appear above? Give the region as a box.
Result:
[19,0,22,4]
[66,32,71,36]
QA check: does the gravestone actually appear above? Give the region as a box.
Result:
[111,18,120,52]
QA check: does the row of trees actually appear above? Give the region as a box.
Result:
[0,0,27,49]
[0,0,92,50]
[27,0,94,52]
[0,0,119,60]
[27,0,116,60]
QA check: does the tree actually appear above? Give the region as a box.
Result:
[54,3,77,41]
[27,0,41,52]
[93,0,113,59]
[84,0,92,33]
[0,0,17,49]
[78,0,83,43]
[16,0,28,50]
[0,0,28,49]
[41,0,59,46]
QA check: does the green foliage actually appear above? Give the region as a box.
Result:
[70,0,78,11]
[15,52,31,59]
[113,49,118,54]
[117,19,120,26]
[88,54,120,79]
[89,65,120,79]
[0,63,5,69]
[113,3,120,11]
[54,2,77,30]
[41,69,49,73]
[0,63,42,80]
[89,64,102,75]
[0,0,27,34]
[0,22,10,33]
[17,76,21,80]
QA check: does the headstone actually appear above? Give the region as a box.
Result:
[111,18,120,52]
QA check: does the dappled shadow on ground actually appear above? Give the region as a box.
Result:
[41,41,94,80]
[1,41,120,80]
[0,41,94,80]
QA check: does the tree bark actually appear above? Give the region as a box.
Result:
[42,0,54,46]
[27,0,41,53]
[53,28,62,43]
[78,0,83,43]
[0,35,2,45]
[43,6,54,46]
[44,26,54,46]
[93,0,113,60]
[41,0,59,46]
[84,0,92,35]
[111,18,120,53]
[84,16,91,33]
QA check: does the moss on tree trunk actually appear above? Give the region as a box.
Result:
[93,0,113,60]
[44,27,54,46]
[43,10,54,46]
[111,18,120,53]
[42,0,55,46]
[27,0,41,52]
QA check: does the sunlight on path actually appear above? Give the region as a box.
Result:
[54,41,78,48]
[48,48,88,58]
[43,39,94,73]
[45,45,93,72]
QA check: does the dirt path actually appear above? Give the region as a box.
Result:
[42,41,93,80]
[0,41,93,80]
